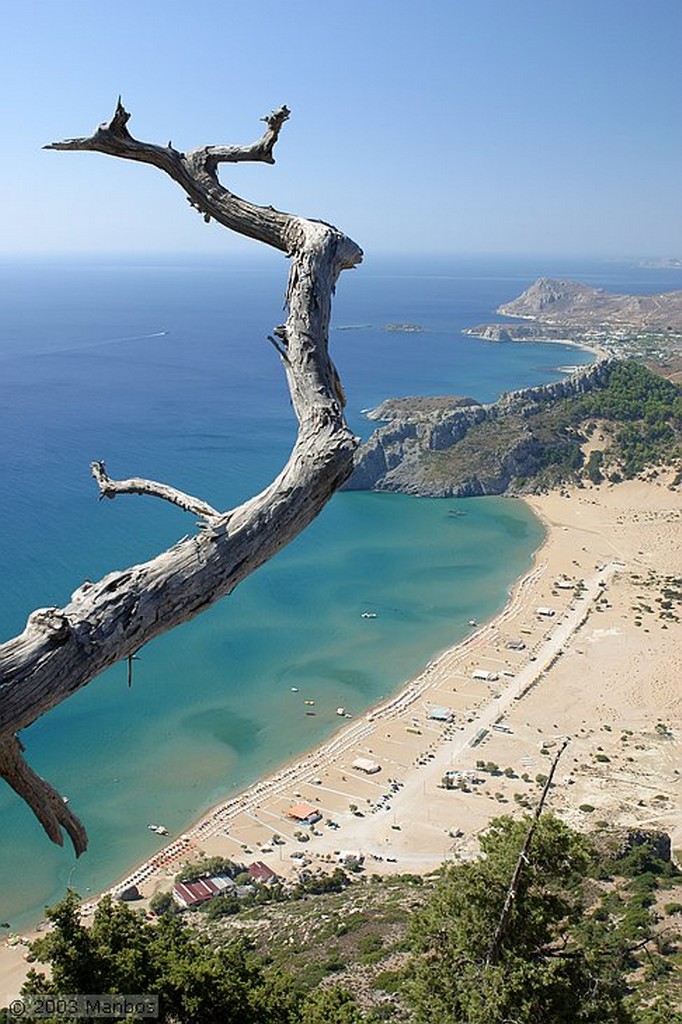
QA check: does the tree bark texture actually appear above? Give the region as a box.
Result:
[0,103,363,854]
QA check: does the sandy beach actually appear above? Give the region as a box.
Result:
[2,473,680,1002]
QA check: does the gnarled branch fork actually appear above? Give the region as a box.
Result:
[0,102,362,854]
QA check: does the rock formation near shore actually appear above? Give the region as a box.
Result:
[345,361,615,496]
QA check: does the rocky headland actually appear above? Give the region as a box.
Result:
[345,361,612,496]
[345,359,682,497]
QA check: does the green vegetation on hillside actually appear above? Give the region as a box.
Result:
[379,360,682,496]
[572,361,682,479]
[6,892,368,1024]
[483,360,682,491]
[406,816,680,1024]
[521,361,682,488]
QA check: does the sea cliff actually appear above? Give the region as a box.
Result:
[344,360,615,496]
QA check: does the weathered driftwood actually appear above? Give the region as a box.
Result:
[0,102,362,855]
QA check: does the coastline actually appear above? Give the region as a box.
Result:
[3,471,679,1001]
[464,328,611,362]
[70,473,682,872]
[144,474,678,872]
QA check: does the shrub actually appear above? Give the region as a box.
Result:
[149,891,178,917]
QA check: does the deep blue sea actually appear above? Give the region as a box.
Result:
[1,251,680,929]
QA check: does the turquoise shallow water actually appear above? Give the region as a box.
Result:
[1,492,543,930]
[3,252,678,930]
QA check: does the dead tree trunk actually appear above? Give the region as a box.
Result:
[0,102,362,855]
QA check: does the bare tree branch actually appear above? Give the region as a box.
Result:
[91,461,220,520]
[189,105,291,169]
[0,102,362,854]
[0,734,87,855]
[45,100,298,250]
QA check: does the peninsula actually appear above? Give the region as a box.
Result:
[464,277,682,379]
[344,360,682,497]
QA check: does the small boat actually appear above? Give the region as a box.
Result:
[336,707,346,716]
[468,619,477,627]
[361,612,377,619]
[291,686,299,692]
[305,711,316,717]
[304,699,315,706]
[147,823,169,835]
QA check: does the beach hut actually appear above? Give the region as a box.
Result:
[351,757,381,774]
[472,670,499,682]
[337,851,365,867]
[174,879,215,908]
[287,801,323,824]
[248,861,279,884]
[443,769,479,782]
[428,706,454,722]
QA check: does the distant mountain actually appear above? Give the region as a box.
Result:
[498,277,682,332]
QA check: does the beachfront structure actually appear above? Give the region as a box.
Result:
[337,851,365,867]
[248,861,279,884]
[537,606,556,617]
[472,669,499,682]
[351,757,381,774]
[428,706,454,722]
[287,801,323,825]
[173,872,235,909]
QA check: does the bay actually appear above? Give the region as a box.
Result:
[1,251,677,929]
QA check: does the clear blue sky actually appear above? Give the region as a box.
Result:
[2,0,680,257]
